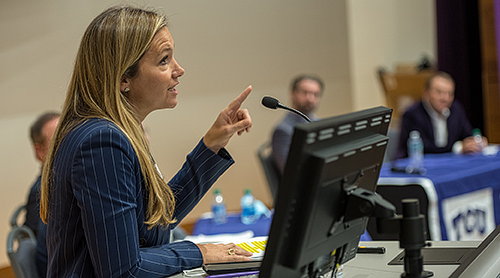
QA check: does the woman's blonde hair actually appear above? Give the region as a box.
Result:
[40,5,176,228]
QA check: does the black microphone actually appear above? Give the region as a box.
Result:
[261,96,311,122]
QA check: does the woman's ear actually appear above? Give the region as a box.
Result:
[120,77,131,93]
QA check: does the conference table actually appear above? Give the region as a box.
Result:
[377,149,500,241]
[192,212,273,237]
[191,211,372,241]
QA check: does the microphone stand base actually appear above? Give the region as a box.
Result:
[401,270,434,278]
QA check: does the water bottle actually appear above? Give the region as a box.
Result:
[406,130,424,174]
[212,189,227,224]
[473,128,484,153]
[240,189,256,225]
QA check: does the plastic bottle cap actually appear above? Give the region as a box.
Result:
[410,130,420,139]
[244,189,251,194]
[214,189,220,194]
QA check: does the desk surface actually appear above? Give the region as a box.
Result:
[343,241,480,278]
[173,241,484,278]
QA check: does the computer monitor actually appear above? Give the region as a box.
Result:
[259,106,393,278]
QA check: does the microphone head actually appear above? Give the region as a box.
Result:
[262,96,280,109]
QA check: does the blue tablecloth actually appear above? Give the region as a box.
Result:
[379,151,500,240]
[192,212,372,241]
[192,213,273,237]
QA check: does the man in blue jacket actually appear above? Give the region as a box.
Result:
[24,112,60,236]
[395,71,486,159]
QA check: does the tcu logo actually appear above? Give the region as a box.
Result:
[451,208,487,241]
[442,188,495,241]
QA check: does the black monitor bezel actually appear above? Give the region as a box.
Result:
[260,106,392,278]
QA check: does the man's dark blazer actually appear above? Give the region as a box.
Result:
[395,100,473,159]
[271,112,310,174]
[24,174,41,236]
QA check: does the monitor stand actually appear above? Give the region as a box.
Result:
[375,199,433,278]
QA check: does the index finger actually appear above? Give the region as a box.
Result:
[228,85,252,110]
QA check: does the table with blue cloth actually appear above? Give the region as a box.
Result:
[192,212,273,237]
[378,151,500,241]
[191,212,372,241]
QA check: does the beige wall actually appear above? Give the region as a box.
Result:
[347,0,436,111]
[0,0,434,267]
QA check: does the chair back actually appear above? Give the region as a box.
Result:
[7,225,40,278]
[256,142,281,202]
[367,184,431,240]
[10,205,26,228]
[377,67,433,128]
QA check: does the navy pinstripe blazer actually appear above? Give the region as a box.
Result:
[45,118,233,277]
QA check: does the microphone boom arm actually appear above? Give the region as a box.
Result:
[261,96,312,123]
[277,104,312,123]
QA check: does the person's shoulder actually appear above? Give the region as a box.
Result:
[72,118,123,136]
[79,118,122,132]
[450,100,466,112]
[402,101,427,120]
[64,118,129,149]
[400,102,428,128]
[403,101,424,115]
[29,175,41,193]
[274,116,294,134]
[449,101,471,124]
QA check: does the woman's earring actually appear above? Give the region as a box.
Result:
[124,87,130,92]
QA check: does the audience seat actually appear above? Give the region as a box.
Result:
[256,142,281,203]
[6,205,40,278]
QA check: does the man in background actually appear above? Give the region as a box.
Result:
[271,74,324,174]
[25,112,60,236]
[395,71,486,159]
[269,75,375,241]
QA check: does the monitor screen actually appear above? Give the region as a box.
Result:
[259,106,392,278]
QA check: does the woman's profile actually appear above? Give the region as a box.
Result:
[39,5,253,277]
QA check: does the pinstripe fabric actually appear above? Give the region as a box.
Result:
[46,118,233,277]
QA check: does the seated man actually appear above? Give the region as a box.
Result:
[25,112,60,236]
[271,74,324,174]
[395,71,485,159]
[270,75,373,241]
[26,112,60,278]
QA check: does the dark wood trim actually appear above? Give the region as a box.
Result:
[479,0,500,143]
[0,266,15,278]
